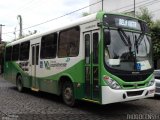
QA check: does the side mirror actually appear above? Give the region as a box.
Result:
[104,30,111,45]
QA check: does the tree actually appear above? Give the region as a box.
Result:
[136,8,160,68]
[136,7,154,28]
[151,20,160,61]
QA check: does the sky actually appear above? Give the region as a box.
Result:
[0,0,89,42]
[2,0,160,42]
[89,0,160,20]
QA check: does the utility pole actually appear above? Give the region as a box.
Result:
[13,27,17,40]
[17,15,23,39]
[0,24,5,44]
[102,0,104,11]
[134,0,136,17]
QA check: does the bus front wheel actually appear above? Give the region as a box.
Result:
[16,75,24,92]
[62,81,75,107]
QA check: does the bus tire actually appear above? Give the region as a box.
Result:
[16,75,24,92]
[62,81,75,107]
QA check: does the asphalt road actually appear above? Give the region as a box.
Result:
[0,75,160,120]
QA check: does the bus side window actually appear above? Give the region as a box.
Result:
[40,33,57,59]
[20,41,30,61]
[12,44,20,61]
[68,42,77,57]
[58,26,80,58]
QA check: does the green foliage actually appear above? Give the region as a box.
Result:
[151,20,160,60]
[136,8,154,28]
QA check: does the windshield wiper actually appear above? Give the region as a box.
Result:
[134,33,145,54]
[118,28,129,46]
[118,28,132,53]
[118,28,137,70]
[135,35,138,54]
[137,33,145,45]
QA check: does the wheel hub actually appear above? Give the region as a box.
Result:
[64,87,72,100]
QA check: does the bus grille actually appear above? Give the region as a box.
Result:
[123,83,145,88]
[127,90,144,97]
[116,74,150,82]
[155,76,160,79]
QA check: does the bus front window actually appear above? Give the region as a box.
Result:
[104,29,153,72]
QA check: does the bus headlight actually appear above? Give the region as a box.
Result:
[148,77,155,87]
[104,76,121,90]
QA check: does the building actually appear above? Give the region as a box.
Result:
[89,0,160,20]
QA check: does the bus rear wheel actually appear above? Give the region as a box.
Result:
[62,81,75,107]
[16,75,24,92]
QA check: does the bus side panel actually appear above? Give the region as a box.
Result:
[11,62,19,84]
[38,78,59,94]
[22,75,32,89]
[36,59,85,99]
[36,25,85,99]
[4,62,12,82]
[11,61,31,88]
[72,60,85,99]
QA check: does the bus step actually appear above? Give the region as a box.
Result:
[31,87,39,92]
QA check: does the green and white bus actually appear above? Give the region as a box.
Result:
[4,11,155,106]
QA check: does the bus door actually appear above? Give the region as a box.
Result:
[84,30,100,101]
[31,43,39,91]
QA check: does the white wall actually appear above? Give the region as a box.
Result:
[89,0,160,20]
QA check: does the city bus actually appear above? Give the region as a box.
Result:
[4,11,155,106]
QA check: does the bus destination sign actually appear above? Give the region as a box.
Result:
[103,14,142,31]
[118,18,137,29]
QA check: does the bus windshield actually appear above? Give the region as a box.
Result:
[104,29,153,71]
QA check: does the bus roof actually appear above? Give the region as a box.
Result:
[7,12,98,46]
[6,11,146,46]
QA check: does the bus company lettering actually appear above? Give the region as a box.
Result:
[50,63,67,67]
[85,25,96,30]
[44,61,50,70]
[40,61,67,69]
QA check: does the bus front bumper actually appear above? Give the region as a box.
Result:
[101,84,155,104]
